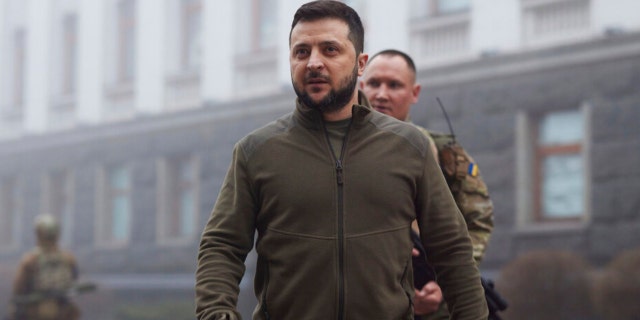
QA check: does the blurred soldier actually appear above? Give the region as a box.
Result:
[361,49,495,319]
[9,214,80,320]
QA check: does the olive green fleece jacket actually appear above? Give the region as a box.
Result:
[195,93,488,320]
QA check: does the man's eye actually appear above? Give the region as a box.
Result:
[326,46,338,53]
[367,81,380,87]
[295,48,309,56]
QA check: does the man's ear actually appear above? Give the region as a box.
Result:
[357,53,369,76]
[412,83,422,104]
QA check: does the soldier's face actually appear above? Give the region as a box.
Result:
[360,55,421,121]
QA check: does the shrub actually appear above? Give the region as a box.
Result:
[593,248,640,320]
[496,249,596,320]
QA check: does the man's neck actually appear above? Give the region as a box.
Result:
[322,91,358,122]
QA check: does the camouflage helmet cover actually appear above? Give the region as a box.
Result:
[34,213,60,241]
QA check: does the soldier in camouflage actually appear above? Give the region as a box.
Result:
[361,49,494,320]
[9,214,80,320]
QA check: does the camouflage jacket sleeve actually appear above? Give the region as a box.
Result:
[452,148,494,263]
[12,251,38,296]
[425,129,494,264]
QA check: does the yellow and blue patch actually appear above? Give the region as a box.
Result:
[468,163,479,177]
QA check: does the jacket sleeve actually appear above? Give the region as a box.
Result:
[12,253,37,296]
[415,144,488,320]
[453,149,494,264]
[427,130,494,264]
[196,143,257,320]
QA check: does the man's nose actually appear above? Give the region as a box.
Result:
[307,50,324,71]
[375,85,389,100]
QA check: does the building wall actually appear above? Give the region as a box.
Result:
[2,30,639,271]
[413,31,640,269]
[6,0,640,140]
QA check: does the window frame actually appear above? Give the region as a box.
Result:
[532,109,586,223]
[0,177,22,251]
[521,0,592,47]
[61,14,78,96]
[96,164,132,247]
[410,0,471,18]
[12,29,26,112]
[156,155,200,245]
[534,120,586,222]
[180,0,202,70]
[514,101,593,230]
[250,0,277,52]
[434,0,471,15]
[117,0,136,82]
[42,169,75,246]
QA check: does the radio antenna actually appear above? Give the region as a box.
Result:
[436,97,456,143]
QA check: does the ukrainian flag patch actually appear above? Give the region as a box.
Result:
[468,163,479,177]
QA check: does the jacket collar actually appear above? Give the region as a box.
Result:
[294,90,373,130]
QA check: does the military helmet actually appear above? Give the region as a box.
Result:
[34,214,60,242]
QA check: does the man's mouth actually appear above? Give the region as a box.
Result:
[373,105,391,113]
[307,78,328,85]
[305,72,330,85]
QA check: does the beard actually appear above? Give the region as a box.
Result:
[293,64,358,114]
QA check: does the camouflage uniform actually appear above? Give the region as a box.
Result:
[10,247,80,320]
[9,214,80,320]
[415,125,494,320]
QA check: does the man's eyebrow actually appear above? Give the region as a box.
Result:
[320,40,341,47]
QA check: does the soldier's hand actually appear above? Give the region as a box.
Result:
[414,281,443,315]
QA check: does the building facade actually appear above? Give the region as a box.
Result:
[1,0,640,318]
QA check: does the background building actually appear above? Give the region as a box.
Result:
[1,0,639,318]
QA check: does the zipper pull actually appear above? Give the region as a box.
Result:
[336,160,344,185]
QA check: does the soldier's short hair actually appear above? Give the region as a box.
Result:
[369,49,417,82]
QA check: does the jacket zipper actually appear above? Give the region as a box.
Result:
[261,266,271,320]
[322,119,352,320]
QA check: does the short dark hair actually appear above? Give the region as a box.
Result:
[369,49,417,76]
[290,0,365,54]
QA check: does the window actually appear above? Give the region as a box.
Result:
[0,177,20,249]
[233,0,279,95]
[12,29,26,113]
[522,0,591,45]
[117,0,136,82]
[61,15,77,95]
[43,170,74,245]
[410,0,471,18]
[409,0,471,62]
[535,110,585,220]
[251,0,277,51]
[164,0,202,111]
[437,0,471,14]
[181,0,202,70]
[98,165,131,245]
[104,0,136,119]
[157,156,198,243]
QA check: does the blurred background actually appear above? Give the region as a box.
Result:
[1,0,640,319]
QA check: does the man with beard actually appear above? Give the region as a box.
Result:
[195,1,488,319]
